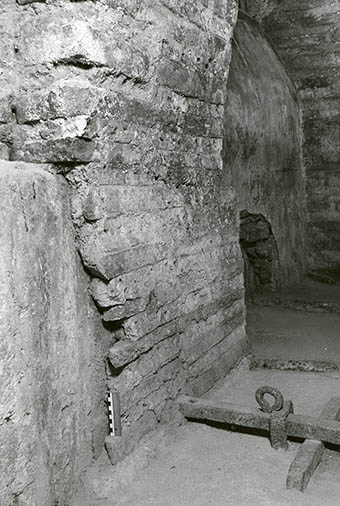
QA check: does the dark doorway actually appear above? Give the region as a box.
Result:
[240,210,280,299]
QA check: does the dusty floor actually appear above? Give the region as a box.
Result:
[248,280,340,363]
[253,279,340,310]
[76,368,340,506]
[74,280,340,506]
[248,305,340,363]
[111,424,340,506]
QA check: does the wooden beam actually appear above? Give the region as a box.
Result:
[178,395,270,429]
[178,395,340,446]
[286,397,340,492]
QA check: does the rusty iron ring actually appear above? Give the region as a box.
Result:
[255,385,284,413]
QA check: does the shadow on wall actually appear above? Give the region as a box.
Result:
[223,12,306,289]
[240,210,280,299]
[238,0,279,22]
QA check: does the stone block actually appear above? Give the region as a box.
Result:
[80,240,168,282]
[181,304,245,365]
[15,79,104,124]
[180,302,239,350]
[187,325,246,379]
[111,337,180,394]
[0,94,13,124]
[102,297,148,322]
[115,359,182,420]
[0,142,9,160]
[12,136,96,163]
[130,368,184,422]
[187,336,250,396]
[83,188,105,222]
[108,319,178,369]
[19,6,154,84]
[158,59,205,101]
[0,16,15,68]
[120,298,182,341]
[102,206,187,249]
[0,161,94,505]
[103,184,183,215]
[90,278,126,310]
[105,410,157,465]
[17,0,46,4]
[1,0,245,480]
[19,10,109,67]
[0,124,14,147]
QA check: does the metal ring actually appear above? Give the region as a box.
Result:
[255,385,284,413]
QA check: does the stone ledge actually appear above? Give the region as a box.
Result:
[0,159,51,176]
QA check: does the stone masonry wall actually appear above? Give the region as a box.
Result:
[0,162,100,506]
[0,0,248,502]
[224,13,306,290]
[263,0,340,275]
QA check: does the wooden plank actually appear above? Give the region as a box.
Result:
[286,440,324,491]
[178,395,340,446]
[286,397,340,492]
[320,397,340,419]
[269,400,293,449]
[286,414,340,445]
[178,395,270,430]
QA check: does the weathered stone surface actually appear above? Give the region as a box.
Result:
[90,278,126,310]
[0,94,12,124]
[225,14,306,290]
[17,0,46,4]
[108,319,179,369]
[188,337,250,396]
[180,301,245,363]
[263,0,340,273]
[105,410,158,466]
[0,142,9,159]
[239,0,280,21]
[111,359,184,424]
[110,337,181,395]
[240,211,280,295]
[12,136,96,163]
[102,297,148,322]
[1,0,248,486]
[15,79,104,124]
[0,161,97,506]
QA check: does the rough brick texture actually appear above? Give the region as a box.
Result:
[0,1,249,504]
[224,12,306,290]
[263,1,340,274]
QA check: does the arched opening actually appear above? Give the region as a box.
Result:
[240,210,280,300]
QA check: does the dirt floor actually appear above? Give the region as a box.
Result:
[75,367,340,506]
[248,279,340,364]
[253,279,340,310]
[73,280,340,506]
[111,423,340,506]
[248,305,340,363]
